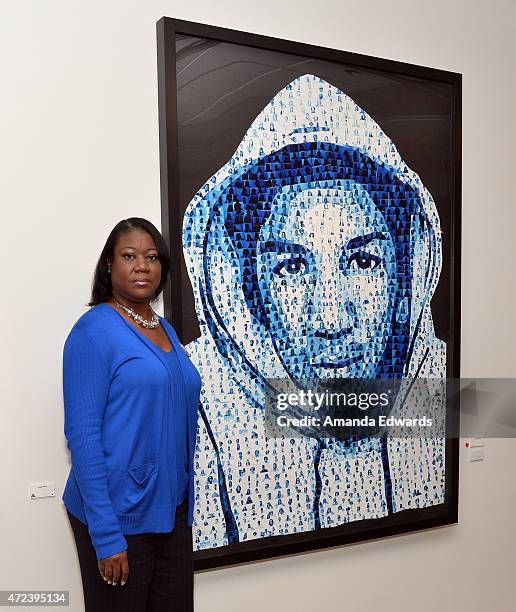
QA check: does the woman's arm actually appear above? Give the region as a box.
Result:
[63,328,127,559]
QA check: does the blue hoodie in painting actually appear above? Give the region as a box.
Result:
[182,74,446,550]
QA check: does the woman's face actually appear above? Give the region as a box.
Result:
[256,181,397,380]
[107,229,162,305]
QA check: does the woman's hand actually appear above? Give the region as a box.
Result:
[98,549,129,586]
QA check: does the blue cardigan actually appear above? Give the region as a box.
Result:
[62,302,201,560]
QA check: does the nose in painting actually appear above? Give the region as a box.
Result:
[310,274,355,338]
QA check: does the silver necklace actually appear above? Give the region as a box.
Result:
[113,298,160,329]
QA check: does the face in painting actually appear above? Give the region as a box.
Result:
[256,181,397,381]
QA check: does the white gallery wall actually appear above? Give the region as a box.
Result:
[1,1,515,610]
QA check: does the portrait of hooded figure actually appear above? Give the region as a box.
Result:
[182,74,446,550]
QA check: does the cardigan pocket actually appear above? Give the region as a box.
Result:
[108,462,160,515]
[128,462,158,485]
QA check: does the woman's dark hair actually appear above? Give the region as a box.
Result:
[87,217,170,306]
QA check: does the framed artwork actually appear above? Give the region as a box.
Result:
[156,17,461,570]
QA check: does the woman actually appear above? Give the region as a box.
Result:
[62,217,201,611]
[183,74,446,548]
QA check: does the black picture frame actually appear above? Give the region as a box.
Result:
[156,17,461,571]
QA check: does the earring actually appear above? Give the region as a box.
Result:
[107,266,111,274]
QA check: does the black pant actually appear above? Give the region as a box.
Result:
[67,501,193,612]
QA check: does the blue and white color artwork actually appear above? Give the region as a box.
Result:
[182,74,446,550]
